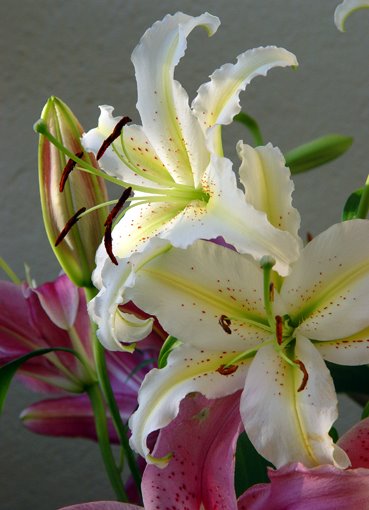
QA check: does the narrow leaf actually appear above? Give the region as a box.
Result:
[0,347,78,414]
[234,112,264,146]
[285,134,353,174]
[158,335,181,369]
[342,187,364,221]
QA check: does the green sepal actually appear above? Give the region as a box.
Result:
[234,430,273,497]
[158,335,181,369]
[0,347,79,414]
[285,134,353,174]
[342,187,364,221]
[234,112,264,146]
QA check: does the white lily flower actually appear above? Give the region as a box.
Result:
[125,220,369,469]
[84,12,302,350]
[334,0,369,31]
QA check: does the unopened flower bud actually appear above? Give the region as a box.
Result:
[38,96,108,287]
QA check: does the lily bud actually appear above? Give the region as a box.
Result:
[285,134,353,175]
[38,96,108,288]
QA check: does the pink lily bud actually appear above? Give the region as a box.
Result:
[38,96,108,287]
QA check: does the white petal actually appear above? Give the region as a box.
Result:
[334,0,369,31]
[237,142,301,242]
[200,156,300,276]
[82,106,173,187]
[129,344,248,461]
[315,325,369,365]
[131,13,219,186]
[241,337,349,468]
[192,46,297,151]
[126,239,273,351]
[89,238,170,351]
[282,220,369,340]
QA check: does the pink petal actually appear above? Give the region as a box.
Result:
[142,391,242,510]
[31,273,80,330]
[20,394,138,443]
[59,501,143,510]
[238,463,369,510]
[338,417,369,468]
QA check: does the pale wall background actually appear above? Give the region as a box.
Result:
[0,0,368,508]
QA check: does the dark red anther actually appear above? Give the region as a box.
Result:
[306,231,314,243]
[269,282,274,302]
[294,359,309,392]
[104,186,132,265]
[275,315,283,345]
[97,116,132,160]
[219,315,232,334]
[55,207,86,246]
[217,364,238,376]
[59,151,84,192]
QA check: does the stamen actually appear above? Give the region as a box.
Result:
[104,187,132,265]
[97,116,132,160]
[275,315,283,345]
[219,315,232,334]
[217,364,238,376]
[55,207,87,246]
[294,359,309,392]
[59,151,84,192]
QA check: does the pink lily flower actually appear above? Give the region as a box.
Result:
[62,414,369,510]
[239,417,369,509]
[0,274,163,442]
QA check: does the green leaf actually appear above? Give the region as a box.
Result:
[285,134,353,174]
[158,335,181,369]
[234,112,264,146]
[362,400,369,419]
[234,430,273,497]
[0,347,77,414]
[329,426,339,443]
[342,187,364,221]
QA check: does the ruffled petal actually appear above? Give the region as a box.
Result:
[282,220,369,340]
[192,46,297,154]
[142,392,242,510]
[334,0,369,31]
[193,46,297,130]
[200,156,300,276]
[237,142,301,241]
[126,239,272,351]
[238,463,369,510]
[131,13,219,185]
[129,344,249,462]
[241,337,349,468]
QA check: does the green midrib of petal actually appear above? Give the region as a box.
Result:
[291,258,369,325]
[288,346,321,466]
[141,267,270,331]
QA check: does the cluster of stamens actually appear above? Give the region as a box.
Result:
[36,115,210,265]
[217,257,309,392]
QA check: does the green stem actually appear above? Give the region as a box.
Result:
[356,175,369,219]
[87,383,128,502]
[85,286,142,494]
